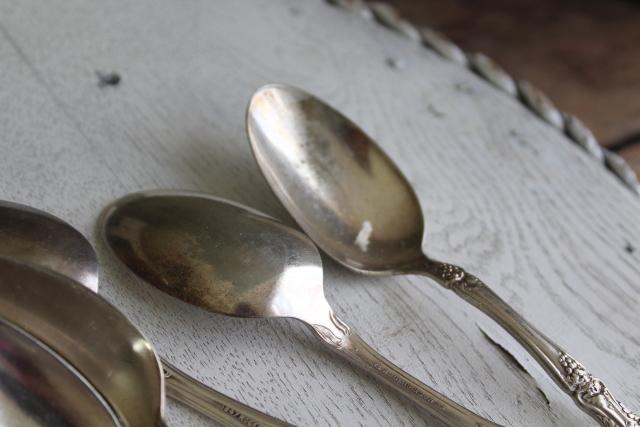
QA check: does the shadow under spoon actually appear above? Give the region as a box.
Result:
[100,190,499,427]
[245,83,638,427]
[0,200,290,427]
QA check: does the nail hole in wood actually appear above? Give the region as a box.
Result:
[96,71,121,88]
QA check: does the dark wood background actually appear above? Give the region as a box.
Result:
[387,0,640,174]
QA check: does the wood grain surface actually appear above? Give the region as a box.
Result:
[0,1,638,425]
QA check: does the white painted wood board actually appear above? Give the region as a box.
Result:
[0,0,638,425]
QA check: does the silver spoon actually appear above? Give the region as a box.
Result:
[101,190,499,427]
[0,201,98,293]
[0,315,119,426]
[245,83,639,427]
[0,200,290,427]
[0,257,166,426]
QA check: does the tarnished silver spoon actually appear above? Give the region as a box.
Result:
[101,190,499,427]
[245,83,638,427]
[0,314,119,426]
[0,200,290,427]
[0,257,166,426]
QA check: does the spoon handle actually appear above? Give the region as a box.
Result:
[422,260,639,427]
[161,359,294,427]
[309,317,500,426]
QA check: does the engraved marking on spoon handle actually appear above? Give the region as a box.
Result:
[309,317,500,427]
[423,260,639,427]
[161,359,294,427]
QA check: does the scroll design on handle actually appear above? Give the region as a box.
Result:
[310,310,351,348]
[559,353,640,427]
[310,308,500,426]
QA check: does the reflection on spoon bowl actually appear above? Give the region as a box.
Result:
[0,258,165,426]
[0,199,292,427]
[246,83,638,427]
[101,190,498,427]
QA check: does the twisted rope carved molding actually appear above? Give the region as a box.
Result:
[326,0,640,197]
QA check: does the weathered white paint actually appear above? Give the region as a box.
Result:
[0,1,638,425]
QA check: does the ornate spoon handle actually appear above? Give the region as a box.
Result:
[422,260,639,427]
[309,315,500,426]
[162,359,294,427]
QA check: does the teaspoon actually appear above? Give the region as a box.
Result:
[245,83,638,427]
[0,200,290,427]
[101,190,499,427]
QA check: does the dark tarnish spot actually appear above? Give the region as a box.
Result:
[96,71,121,87]
[298,96,373,172]
[625,242,635,254]
[344,126,373,172]
[160,262,206,306]
[107,233,209,309]
[234,302,259,317]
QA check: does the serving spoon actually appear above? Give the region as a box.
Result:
[0,200,291,427]
[0,316,120,426]
[0,257,165,426]
[245,83,639,427]
[101,190,499,427]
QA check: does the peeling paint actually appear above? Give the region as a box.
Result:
[478,326,552,408]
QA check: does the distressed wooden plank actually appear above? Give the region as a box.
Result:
[0,1,637,425]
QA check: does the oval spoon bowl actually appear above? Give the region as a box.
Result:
[0,258,165,426]
[246,83,639,427]
[0,201,98,292]
[247,84,425,273]
[101,190,499,427]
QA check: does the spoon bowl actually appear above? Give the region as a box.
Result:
[102,191,334,327]
[0,258,164,426]
[0,200,293,427]
[0,201,98,291]
[0,316,119,427]
[246,84,425,273]
[102,190,499,427]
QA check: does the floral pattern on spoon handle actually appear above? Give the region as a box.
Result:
[424,261,639,427]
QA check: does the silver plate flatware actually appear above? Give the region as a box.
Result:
[0,200,291,427]
[101,190,499,427]
[245,83,639,427]
[0,258,165,426]
[0,317,118,426]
